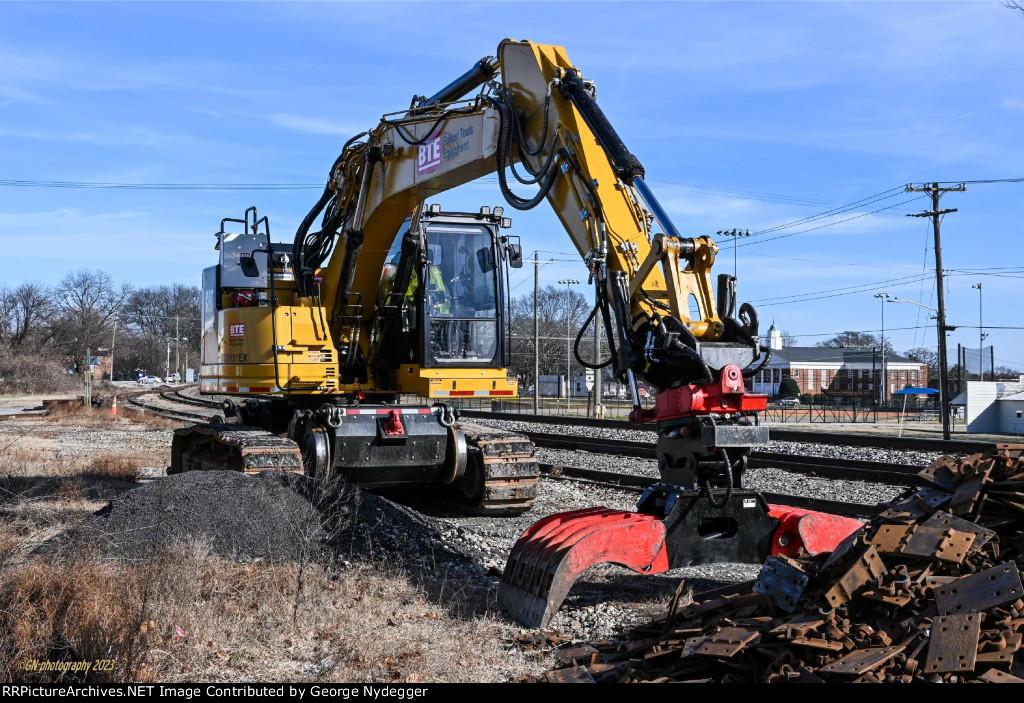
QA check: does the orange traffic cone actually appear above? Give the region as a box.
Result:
[111,395,118,417]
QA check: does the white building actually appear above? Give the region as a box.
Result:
[951,378,1024,434]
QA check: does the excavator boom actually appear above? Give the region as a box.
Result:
[182,39,847,626]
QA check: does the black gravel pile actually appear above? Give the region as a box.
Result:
[73,471,322,562]
[66,470,489,594]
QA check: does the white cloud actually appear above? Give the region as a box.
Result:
[267,114,364,136]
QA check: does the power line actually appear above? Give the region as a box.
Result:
[739,195,928,248]
[749,273,933,306]
[0,180,321,190]
[934,178,1024,185]
[747,186,907,237]
[643,179,834,207]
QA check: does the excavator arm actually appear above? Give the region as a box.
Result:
[291,39,765,396]
[287,40,856,627]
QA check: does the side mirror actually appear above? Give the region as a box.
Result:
[508,243,523,269]
[477,247,495,273]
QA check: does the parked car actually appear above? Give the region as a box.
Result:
[139,375,163,384]
[165,372,181,383]
[776,397,800,407]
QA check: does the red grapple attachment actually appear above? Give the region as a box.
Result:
[497,507,670,629]
[768,505,866,558]
[498,503,863,629]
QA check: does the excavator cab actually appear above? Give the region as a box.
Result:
[375,205,517,382]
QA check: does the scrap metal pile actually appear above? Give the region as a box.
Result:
[535,444,1024,683]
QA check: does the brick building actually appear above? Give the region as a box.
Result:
[750,324,929,399]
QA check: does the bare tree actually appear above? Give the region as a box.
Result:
[1003,1,1024,16]
[51,269,132,371]
[119,283,201,377]
[816,330,892,353]
[0,282,52,348]
[508,285,593,390]
[905,347,939,381]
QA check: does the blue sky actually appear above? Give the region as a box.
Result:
[2,1,1023,368]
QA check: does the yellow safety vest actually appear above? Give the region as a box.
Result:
[406,265,449,314]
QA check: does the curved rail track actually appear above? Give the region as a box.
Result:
[459,409,996,454]
[537,462,884,519]
[524,431,923,485]
[128,388,923,521]
[123,390,215,423]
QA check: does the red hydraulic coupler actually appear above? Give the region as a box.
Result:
[630,364,767,424]
[383,409,406,436]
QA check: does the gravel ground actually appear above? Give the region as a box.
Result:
[4,396,927,644]
[0,415,174,462]
[535,446,907,506]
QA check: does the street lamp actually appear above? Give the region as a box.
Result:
[558,279,580,401]
[717,229,751,299]
[874,293,890,403]
[972,283,986,381]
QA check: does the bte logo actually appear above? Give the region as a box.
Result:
[229,323,246,338]
[417,132,442,175]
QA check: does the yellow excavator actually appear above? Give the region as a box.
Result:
[172,40,860,626]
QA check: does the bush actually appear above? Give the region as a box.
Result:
[778,377,800,398]
[0,347,79,395]
[799,393,813,405]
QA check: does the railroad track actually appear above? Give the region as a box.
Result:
[538,463,883,519]
[124,393,213,423]
[524,431,923,486]
[459,409,996,454]
[164,389,224,410]
[123,390,906,519]
[132,392,924,488]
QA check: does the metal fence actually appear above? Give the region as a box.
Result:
[442,393,942,425]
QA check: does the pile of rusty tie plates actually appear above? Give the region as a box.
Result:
[534,444,1024,683]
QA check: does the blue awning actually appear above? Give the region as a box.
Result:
[893,386,939,395]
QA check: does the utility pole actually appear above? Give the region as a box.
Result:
[957,343,963,393]
[529,252,554,413]
[906,182,965,440]
[110,311,118,382]
[874,292,890,403]
[84,347,92,410]
[175,315,180,378]
[972,282,985,381]
[558,279,580,405]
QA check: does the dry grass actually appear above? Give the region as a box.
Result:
[0,400,542,684]
[41,399,185,433]
[0,543,536,683]
[81,454,141,484]
[0,450,143,505]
